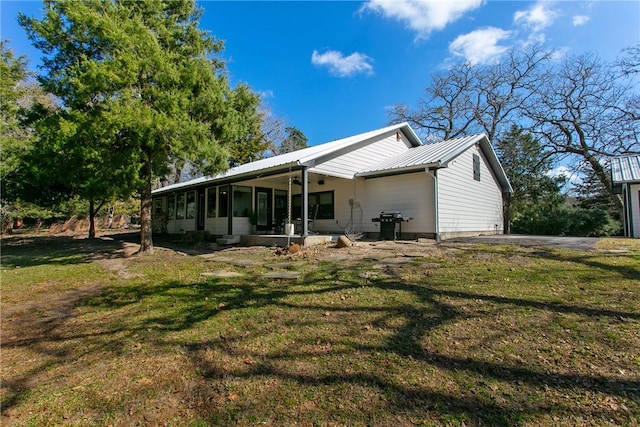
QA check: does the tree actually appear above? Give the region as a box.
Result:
[19,0,261,252]
[522,52,640,218]
[510,174,567,236]
[389,44,639,226]
[389,43,551,142]
[276,126,308,154]
[495,125,554,234]
[0,41,60,231]
[618,44,640,76]
[259,103,308,156]
[1,42,30,218]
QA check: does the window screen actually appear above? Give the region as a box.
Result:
[233,185,252,217]
[186,191,196,219]
[207,187,216,218]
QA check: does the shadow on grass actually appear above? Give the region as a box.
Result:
[2,240,638,425]
[0,233,134,268]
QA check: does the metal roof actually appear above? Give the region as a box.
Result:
[357,134,485,175]
[153,122,422,195]
[611,154,640,183]
[357,133,513,193]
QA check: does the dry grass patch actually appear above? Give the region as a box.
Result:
[1,234,639,426]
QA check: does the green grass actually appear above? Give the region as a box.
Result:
[1,234,639,426]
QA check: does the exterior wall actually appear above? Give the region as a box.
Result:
[437,145,504,236]
[629,184,640,238]
[357,172,435,236]
[311,131,413,179]
[300,173,435,236]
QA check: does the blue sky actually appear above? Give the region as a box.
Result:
[2,0,639,147]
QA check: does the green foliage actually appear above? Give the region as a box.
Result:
[510,174,568,235]
[280,126,309,153]
[19,0,262,249]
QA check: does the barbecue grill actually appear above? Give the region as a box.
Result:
[371,211,407,240]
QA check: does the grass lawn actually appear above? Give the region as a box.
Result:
[1,233,639,426]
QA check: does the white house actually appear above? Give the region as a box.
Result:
[151,123,512,243]
[611,154,640,238]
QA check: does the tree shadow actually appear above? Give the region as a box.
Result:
[2,241,638,425]
[1,234,135,268]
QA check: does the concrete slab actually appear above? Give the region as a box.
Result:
[447,235,601,251]
[231,259,262,267]
[200,271,245,278]
[262,271,301,280]
[377,257,416,265]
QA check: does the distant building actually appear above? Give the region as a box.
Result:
[611,154,640,238]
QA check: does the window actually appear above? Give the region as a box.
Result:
[153,198,163,218]
[176,193,185,219]
[167,194,176,219]
[186,191,196,219]
[473,153,481,181]
[233,185,252,217]
[207,187,216,218]
[218,185,229,217]
[292,191,334,220]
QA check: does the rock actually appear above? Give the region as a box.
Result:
[288,243,301,254]
[336,235,352,248]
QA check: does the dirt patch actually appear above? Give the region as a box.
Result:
[88,239,140,279]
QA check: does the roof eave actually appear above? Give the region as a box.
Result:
[356,162,440,178]
[151,161,302,195]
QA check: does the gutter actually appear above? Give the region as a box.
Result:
[425,168,440,241]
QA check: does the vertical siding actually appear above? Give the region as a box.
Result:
[631,184,640,238]
[311,131,413,178]
[437,145,504,234]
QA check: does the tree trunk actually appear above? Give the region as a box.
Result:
[503,194,512,234]
[107,205,114,228]
[88,199,96,239]
[88,199,106,239]
[139,159,154,253]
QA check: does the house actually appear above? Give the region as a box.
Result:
[151,123,512,244]
[611,154,640,238]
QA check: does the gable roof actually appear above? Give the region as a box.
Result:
[611,154,640,183]
[153,122,422,195]
[356,133,513,193]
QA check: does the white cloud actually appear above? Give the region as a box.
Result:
[514,1,558,32]
[362,0,484,39]
[258,90,274,99]
[449,27,512,65]
[311,50,374,77]
[572,15,590,26]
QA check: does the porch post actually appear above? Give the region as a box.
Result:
[301,167,309,236]
[227,185,234,235]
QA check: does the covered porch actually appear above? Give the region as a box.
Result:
[152,166,350,241]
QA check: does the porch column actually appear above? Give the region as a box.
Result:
[227,185,233,235]
[301,167,309,236]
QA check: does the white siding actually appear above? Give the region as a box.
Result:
[311,131,413,179]
[167,219,196,234]
[437,145,503,235]
[358,173,435,235]
[630,184,640,238]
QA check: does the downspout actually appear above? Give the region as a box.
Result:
[426,168,440,241]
